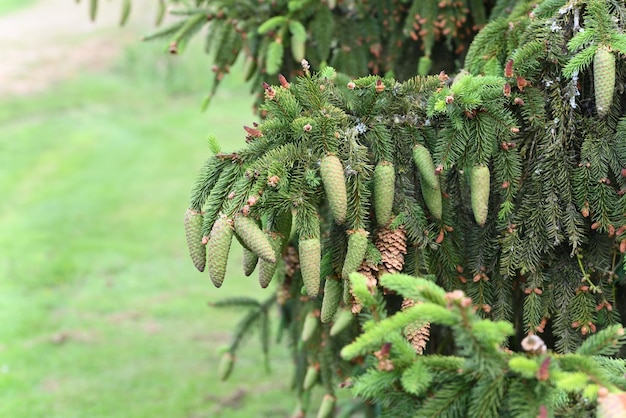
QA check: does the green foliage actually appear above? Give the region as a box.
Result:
[344,273,626,417]
[88,0,495,107]
[88,0,626,416]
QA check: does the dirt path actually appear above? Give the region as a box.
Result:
[0,0,155,96]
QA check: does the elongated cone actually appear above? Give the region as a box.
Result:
[303,364,319,390]
[207,216,234,287]
[413,144,439,190]
[218,352,235,381]
[291,36,306,63]
[301,311,319,342]
[343,276,352,304]
[299,238,321,298]
[342,229,369,281]
[234,216,276,263]
[374,162,395,226]
[320,154,347,224]
[330,308,354,336]
[242,248,258,276]
[470,165,490,226]
[258,233,284,288]
[420,182,442,220]
[184,208,206,272]
[594,46,615,118]
[321,277,342,323]
[316,394,336,418]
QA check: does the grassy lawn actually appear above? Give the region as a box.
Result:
[0,39,298,417]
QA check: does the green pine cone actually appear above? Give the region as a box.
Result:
[413,144,439,190]
[321,277,342,323]
[301,311,319,342]
[470,165,490,226]
[299,238,321,298]
[234,215,276,263]
[320,154,347,224]
[218,352,235,381]
[302,364,319,391]
[420,182,442,220]
[594,46,615,118]
[316,394,336,418]
[242,247,258,276]
[330,308,354,336]
[374,161,395,226]
[258,233,284,288]
[291,36,306,63]
[207,216,234,288]
[184,208,206,272]
[343,276,352,304]
[342,229,369,281]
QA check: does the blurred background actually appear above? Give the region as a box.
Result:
[0,1,294,416]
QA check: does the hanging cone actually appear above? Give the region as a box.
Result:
[469,165,490,226]
[321,277,342,323]
[242,247,258,276]
[374,161,395,226]
[218,352,235,381]
[413,144,439,190]
[376,225,408,274]
[234,215,276,263]
[299,238,321,298]
[420,182,442,220]
[184,208,206,272]
[320,154,348,224]
[207,216,234,288]
[301,311,319,342]
[594,46,615,118]
[302,364,319,390]
[330,308,354,336]
[402,298,430,354]
[316,394,336,418]
[258,232,284,288]
[342,229,369,280]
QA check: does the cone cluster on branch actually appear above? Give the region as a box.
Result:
[175,1,626,414]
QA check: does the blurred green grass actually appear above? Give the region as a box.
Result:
[0,0,37,15]
[0,34,298,417]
